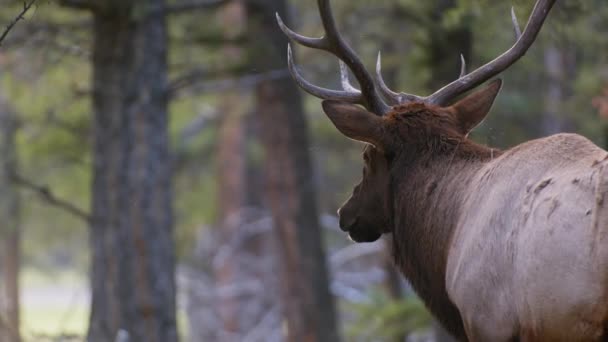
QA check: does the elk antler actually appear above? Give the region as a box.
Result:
[425,0,556,105]
[279,0,555,111]
[276,0,395,115]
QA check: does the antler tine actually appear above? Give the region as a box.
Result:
[339,60,361,93]
[276,1,391,115]
[511,7,523,40]
[427,0,556,106]
[276,13,327,50]
[316,0,390,114]
[375,51,401,105]
[286,44,362,103]
[376,51,422,104]
[459,54,467,78]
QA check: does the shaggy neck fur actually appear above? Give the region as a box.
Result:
[385,105,501,339]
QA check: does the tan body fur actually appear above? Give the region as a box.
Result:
[447,133,608,341]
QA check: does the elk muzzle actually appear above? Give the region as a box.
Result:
[337,206,356,232]
[337,205,382,243]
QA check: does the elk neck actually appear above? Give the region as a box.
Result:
[388,137,500,338]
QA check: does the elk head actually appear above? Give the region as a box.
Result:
[277,0,555,242]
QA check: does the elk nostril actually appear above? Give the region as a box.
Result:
[338,215,358,232]
[336,207,342,217]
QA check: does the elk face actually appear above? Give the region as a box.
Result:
[322,81,502,242]
[338,145,390,242]
[321,100,393,243]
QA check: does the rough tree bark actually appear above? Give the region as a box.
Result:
[215,100,247,337]
[213,2,248,336]
[0,96,21,342]
[214,90,270,340]
[246,1,341,341]
[60,1,177,341]
[541,44,575,135]
[427,0,473,92]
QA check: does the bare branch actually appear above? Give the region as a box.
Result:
[0,0,38,46]
[168,68,208,94]
[169,69,289,99]
[57,0,99,11]
[166,0,231,14]
[10,171,92,223]
[168,63,249,95]
[60,0,229,15]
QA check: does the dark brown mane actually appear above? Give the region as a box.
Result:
[384,102,501,162]
[388,161,469,338]
[383,103,501,339]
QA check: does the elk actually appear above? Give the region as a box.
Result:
[277,0,608,341]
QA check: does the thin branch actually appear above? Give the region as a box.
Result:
[169,69,289,99]
[168,68,211,94]
[60,0,227,15]
[169,63,249,94]
[0,0,38,45]
[10,171,92,223]
[57,0,99,11]
[166,0,231,14]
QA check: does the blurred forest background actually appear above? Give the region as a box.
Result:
[0,0,606,341]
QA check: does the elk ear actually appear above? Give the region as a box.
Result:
[322,100,388,150]
[450,79,502,135]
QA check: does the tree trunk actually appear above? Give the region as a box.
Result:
[87,2,176,341]
[427,0,473,92]
[0,98,21,342]
[541,44,575,135]
[215,96,247,337]
[214,96,273,340]
[214,2,248,336]
[247,1,341,341]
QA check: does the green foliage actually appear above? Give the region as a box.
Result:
[345,289,432,341]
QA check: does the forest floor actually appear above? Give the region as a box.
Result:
[21,268,88,341]
[20,267,189,341]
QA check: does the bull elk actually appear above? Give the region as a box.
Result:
[277,0,608,341]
